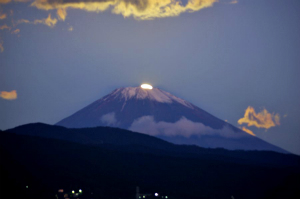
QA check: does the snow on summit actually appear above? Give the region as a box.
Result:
[110,85,194,109]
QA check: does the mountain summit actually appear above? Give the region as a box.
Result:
[56,85,287,153]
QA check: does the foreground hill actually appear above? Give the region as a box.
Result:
[1,123,300,199]
[6,123,299,166]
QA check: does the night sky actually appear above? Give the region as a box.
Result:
[1,0,299,155]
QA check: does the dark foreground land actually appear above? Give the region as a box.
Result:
[1,123,300,199]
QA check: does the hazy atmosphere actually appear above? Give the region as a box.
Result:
[1,0,300,155]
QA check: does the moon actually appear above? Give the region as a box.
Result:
[141,84,153,90]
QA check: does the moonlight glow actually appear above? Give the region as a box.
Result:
[141,84,153,90]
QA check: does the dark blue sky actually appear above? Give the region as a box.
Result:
[1,0,299,154]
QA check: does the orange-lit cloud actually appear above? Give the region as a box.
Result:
[241,126,255,136]
[0,0,12,4]
[230,0,238,4]
[0,12,6,20]
[14,0,31,2]
[0,0,30,3]
[238,106,280,129]
[31,0,218,20]
[0,90,17,100]
[34,14,57,27]
[57,8,67,21]
[11,28,20,34]
[16,19,30,25]
[68,26,73,31]
[0,24,11,30]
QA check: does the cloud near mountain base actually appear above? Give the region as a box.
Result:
[129,116,245,138]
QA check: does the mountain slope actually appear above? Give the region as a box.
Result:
[56,86,287,153]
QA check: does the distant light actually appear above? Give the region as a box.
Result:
[143,196,145,198]
[79,189,82,193]
[165,196,168,198]
[141,84,153,90]
[72,190,75,194]
[58,189,64,193]
[26,186,28,189]
[155,193,159,196]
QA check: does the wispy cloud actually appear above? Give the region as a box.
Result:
[0,12,6,20]
[0,0,30,3]
[57,8,67,21]
[241,126,255,136]
[229,0,238,4]
[100,112,118,126]
[33,14,57,27]
[238,106,280,129]
[0,90,17,100]
[16,19,30,25]
[0,0,12,4]
[31,0,218,20]
[0,24,11,30]
[14,0,31,2]
[11,28,20,34]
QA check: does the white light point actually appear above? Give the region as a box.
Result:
[141,84,153,90]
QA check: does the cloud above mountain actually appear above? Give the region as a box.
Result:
[129,116,245,138]
[31,0,217,20]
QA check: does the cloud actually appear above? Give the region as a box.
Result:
[0,12,6,20]
[16,19,30,25]
[31,0,218,20]
[0,90,17,100]
[14,0,31,2]
[100,112,117,126]
[57,8,67,21]
[0,0,11,4]
[229,0,238,4]
[68,26,73,31]
[0,24,11,30]
[238,106,280,129]
[11,28,20,34]
[34,14,57,27]
[241,126,255,136]
[0,0,30,3]
[129,116,245,138]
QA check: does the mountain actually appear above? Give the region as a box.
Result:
[2,125,300,199]
[56,85,287,153]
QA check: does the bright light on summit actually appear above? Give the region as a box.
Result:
[141,84,153,90]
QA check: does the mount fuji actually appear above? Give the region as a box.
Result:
[56,85,287,153]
